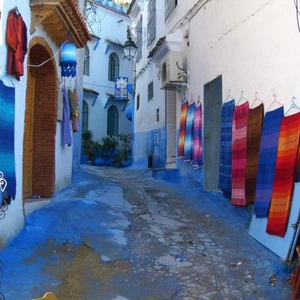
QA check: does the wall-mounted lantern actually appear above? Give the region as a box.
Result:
[60,41,77,77]
[123,26,138,61]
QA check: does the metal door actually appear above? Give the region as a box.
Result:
[166,90,176,167]
[203,75,222,190]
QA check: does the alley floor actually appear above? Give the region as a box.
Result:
[0,164,293,299]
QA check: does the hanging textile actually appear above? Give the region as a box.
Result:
[245,103,264,204]
[266,112,300,237]
[184,102,195,162]
[72,88,80,132]
[6,8,27,81]
[0,80,16,199]
[62,88,72,146]
[231,101,249,207]
[178,101,188,158]
[218,100,235,196]
[192,102,203,168]
[253,106,284,218]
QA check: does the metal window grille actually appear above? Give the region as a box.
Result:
[108,53,120,82]
[156,108,159,122]
[83,45,90,76]
[165,0,177,21]
[107,105,119,135]
[82,100,89,132]
[147,0,156,45]
[137,94,140,110]
[136,16,143,62]
[148,82,154,101]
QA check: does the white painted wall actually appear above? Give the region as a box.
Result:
[84,4,133,143]
[0,0,85,245]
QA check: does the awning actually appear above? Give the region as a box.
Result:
[104,93,128,111]
[30,0,91,48]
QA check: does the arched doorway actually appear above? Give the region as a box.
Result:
[23,37,57,199]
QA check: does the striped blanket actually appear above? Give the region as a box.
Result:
[218,100,235,195]
[178,101,188,158]
[245,104,264,204]
[0,80,16,199]
[192,103,203,168]
[231,102,249,207]
[253,106,284,218]
[266,112,300,237]
[184,103,195,162]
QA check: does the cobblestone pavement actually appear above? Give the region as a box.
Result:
[0,165,293,299]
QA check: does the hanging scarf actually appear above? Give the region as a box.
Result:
[62,88,72,146]
[231,101,249,207]
[72,88,80,132]
[192,102,203,168]
[178,101,188,158]
[184,102,195,162]
[266,112,300,237]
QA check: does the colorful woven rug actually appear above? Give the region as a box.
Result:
[178,101,188,158]
[245,103,264,204]
[184,103,195,162]
[253,106,283,218]
[231,101,249,207]
[218,100,235,195]
[192,103,203,168]
[266,112,300,237]
[0,80,16,199]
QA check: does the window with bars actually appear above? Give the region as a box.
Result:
[136,16,143,62]
[83,45,90,76]
[108,53,119,82]
[147,0,156,45]
[148,82,154,101]
[136,94,140,110]
[82,100,89,132]
[107,105,119,136]
[165,0,177,21]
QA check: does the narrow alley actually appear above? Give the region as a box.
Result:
[0,165,292,299]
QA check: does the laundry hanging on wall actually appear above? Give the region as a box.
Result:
[245,103,264,205]
[192,98,203,168]
[266,112,300,237]
[253,106,284,218]
[184,100,195,162]
[231,101,249,207]
[218,99,235,196]
[178,100,188,158]
[62,87,72,146]
[0,80,16,199]
[6,7,28,81]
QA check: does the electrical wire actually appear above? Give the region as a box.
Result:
[27,41,67,68]
[294,0,300,35]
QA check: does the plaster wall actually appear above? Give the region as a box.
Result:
[0,0,84,245]
[84,5,133,143]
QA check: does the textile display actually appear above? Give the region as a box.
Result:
[192,102,203,168]
[218,100,235,195]
[72,88,80,132]
[253,106,284,218]
[62,88,72,146]
[6,9,27,81]
[0,80,16,199]
[178,101,188,158]
[266,112,300,237]
[245,104,264,204]
[231,101,249,207]
[184,103,195,162]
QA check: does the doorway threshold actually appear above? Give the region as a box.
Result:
[24,198,52,216]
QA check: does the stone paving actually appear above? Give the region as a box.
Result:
[0,165,293,299]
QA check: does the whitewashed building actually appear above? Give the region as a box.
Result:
[82,0,134,144]
[0,0,90,245]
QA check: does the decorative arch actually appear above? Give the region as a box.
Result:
[107,105,119,136]
[23,36,58,199]
[108,52,119,82]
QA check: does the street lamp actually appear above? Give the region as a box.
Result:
[123,26,138,61]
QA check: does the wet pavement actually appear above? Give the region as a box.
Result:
[0,164,293,299]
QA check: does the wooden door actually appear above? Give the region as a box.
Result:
[23,75,35,199]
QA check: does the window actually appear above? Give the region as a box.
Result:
[156,108,159,122]
[165,0,177,21]
[136,16,143,62]
[82,100,89,132]
[148,82,154,101]
[107,105,119,135]
[108,53,119,82]
[136,94,140,110]
[83,45,90,76]
[147,0,156,45]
